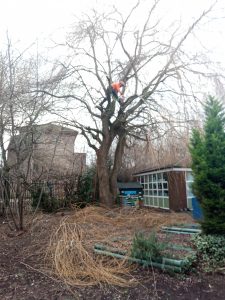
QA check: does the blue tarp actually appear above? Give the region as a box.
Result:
[192,197,203,220]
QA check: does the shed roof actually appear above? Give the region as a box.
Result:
[117,182,143,189]
[133,165,191,176]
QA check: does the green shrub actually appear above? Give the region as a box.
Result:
[192,234,225,271]
[131,231,167,261]
[31,187,60,213]
[76,165,98,204]
[190,96,225,235]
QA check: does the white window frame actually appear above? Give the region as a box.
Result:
[135,168,192,210]
[185,170,194,210]
[140,172,169,209]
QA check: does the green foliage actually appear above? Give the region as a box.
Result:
[183,252,197,271]
[76,165,97,205]
[190,96,225,235]
[131,231,167,261]
[31,165,97,213]
[63,174,83,207]
[31,187,60,213]
[192,234,225,272]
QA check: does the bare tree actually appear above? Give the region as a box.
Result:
[0,36,53,229]
[120,126,194,180]
[39,1,218,207]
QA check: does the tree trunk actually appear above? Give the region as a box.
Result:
[110,133,126,201]
[96,132,126,207]
[96,148,114,207]
[1,168,19,230]
[16,177,24,230]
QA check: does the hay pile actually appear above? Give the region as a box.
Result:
[47,221,130,286]
[47,206,193,286]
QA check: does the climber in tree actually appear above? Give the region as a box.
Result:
[111,80,125,103]
[97,79,125,110]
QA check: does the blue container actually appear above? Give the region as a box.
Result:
[192,197,203,220]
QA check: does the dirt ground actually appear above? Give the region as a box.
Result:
[0,208,225,300]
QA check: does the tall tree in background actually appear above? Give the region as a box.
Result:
[42,1,217,207]
[190,96,225,235]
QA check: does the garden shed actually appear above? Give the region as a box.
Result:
[117,182,143,207]
[134,166,193,211]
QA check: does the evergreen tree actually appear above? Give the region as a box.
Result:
[190,96,225,234]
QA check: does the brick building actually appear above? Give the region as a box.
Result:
[7,123,86,180]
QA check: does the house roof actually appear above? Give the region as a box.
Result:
[133,165,191,176]
[117,182,143,189]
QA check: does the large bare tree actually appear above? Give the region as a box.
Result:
[40,1,218,207]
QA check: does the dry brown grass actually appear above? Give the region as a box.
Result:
[47,206,193,286]
[47,220,132,287]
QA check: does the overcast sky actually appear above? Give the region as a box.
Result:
[0,0,224,155]
[0,0,224,48]
[0,0,224,65]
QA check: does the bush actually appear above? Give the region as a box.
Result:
[31,187,60,213]
[131,231,167,261]
[192,234,225,272]
[190,96,225,235]
[76,166,98,204]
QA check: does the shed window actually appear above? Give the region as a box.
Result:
[157,173,162,180]
[186,171,194,210]
[186,171,193,182]
[140,171,169,209]
[163,190,169,196]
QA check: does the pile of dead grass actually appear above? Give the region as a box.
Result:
[47,219,133,287]
[68,206,193,241]
[47,205,193,286]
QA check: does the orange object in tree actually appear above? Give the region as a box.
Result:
[111,82,122,93]
[111,81,125,94]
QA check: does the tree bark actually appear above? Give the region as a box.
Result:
[110,133,126,201]
[96,148,114,207]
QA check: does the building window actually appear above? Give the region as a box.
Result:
[141,172,169,209]
[186,171,194,210]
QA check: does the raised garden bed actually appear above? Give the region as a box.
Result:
[94,224,199,273]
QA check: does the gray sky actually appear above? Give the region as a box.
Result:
[0,0,224,46]
[1,0,225,155]
[0,0,224,66]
